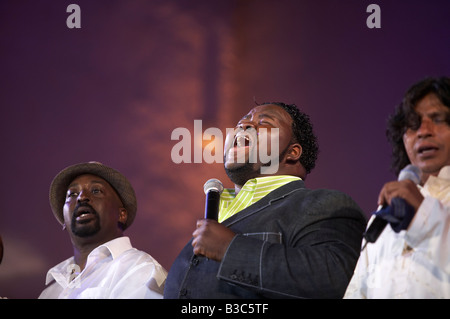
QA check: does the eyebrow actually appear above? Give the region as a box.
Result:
[240,113,278,122]
[67,179,107,189]
[427,110,449,117]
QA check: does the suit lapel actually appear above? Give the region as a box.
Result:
[222,180,305,227]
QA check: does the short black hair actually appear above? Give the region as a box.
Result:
[260,102,319,174]
[386,76,450,175]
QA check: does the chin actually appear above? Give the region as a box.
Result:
[420,161,447,176]
[224,162,259,186]
[71,223,101,238]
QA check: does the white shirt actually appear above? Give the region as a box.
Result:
[345,166,450,299]
[39,237,167,299]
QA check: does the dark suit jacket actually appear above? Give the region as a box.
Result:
[164,180,366,299]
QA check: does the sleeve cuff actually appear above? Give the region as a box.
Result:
[217,234,264,289]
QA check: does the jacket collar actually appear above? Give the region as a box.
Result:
[222,180,305,227]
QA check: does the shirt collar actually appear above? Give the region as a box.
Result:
[218,175,301,222]
[44,236,133,285]
[423,165,450,206]
[93,236,132,260]
[225,175,301,197]
[437,165,450,180]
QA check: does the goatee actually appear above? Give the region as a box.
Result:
[224,162,259,187]
[224,144,289,186]
[71,203,101,238]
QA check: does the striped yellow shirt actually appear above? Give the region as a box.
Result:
[218,175,301,223]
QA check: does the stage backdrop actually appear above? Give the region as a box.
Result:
[0,0,449,298]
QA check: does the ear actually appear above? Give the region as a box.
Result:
[118,208,128,226]
[285,143,302,162]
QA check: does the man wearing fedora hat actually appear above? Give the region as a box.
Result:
[39,162,167,298]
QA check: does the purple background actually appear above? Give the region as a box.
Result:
[1,0,449,298]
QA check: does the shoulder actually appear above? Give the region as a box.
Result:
[114,247,168,284]
[119,246,162,266]
[268,181,363,212]
[286,186,365,219]
[111,239,166,273]
[286,184,360,206]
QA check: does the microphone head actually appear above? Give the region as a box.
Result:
[398,164,421,184]
[203,178,224,195]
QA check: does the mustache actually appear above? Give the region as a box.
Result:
[73,202,98,219]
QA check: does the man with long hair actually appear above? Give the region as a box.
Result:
[345,77,450,298]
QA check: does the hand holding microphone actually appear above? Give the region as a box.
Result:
[362,165,423,250]
[192,179,235,261]
[376,165,424,215]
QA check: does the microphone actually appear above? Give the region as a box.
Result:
[203,179,224,221]
[362,165,421,250]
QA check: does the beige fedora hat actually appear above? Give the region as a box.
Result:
[49,162,137,230]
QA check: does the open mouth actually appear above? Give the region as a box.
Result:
[233,132,254,148]
[74,205,96,222]
[417,145,439,156]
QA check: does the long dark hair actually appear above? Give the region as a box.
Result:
[386,76,450,175]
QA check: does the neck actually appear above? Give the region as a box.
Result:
[73,243,96,271]
[71,234,122,270]
[419,164,447,185]
[232,165,304,195]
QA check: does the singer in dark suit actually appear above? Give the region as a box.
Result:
[164,102,366,299]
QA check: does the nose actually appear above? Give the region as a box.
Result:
[238,119,256,130]
[77,189,91,203]
[416,117,434,138]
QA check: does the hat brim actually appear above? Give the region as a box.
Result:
[49,162,137,230]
